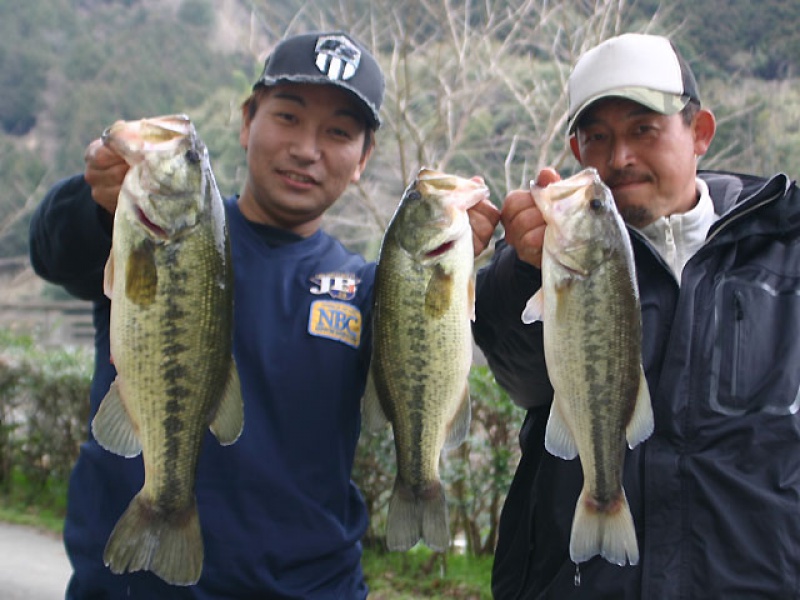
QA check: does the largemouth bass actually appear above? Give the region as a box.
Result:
[91,114,243,585]
[362,168,488,552]
[522,167,653,566]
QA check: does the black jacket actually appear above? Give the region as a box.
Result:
[473,170,800,599]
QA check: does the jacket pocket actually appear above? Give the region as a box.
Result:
[709,272,800,416]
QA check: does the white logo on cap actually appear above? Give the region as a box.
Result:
[314,35,361,81]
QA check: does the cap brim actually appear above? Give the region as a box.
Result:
[254,75,381,129]
[568,87,689,134]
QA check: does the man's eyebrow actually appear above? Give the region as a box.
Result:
[272,91,305,106]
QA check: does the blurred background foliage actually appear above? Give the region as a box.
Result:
[1,0,799,260]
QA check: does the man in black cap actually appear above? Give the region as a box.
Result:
[29,30,500,599]
[473,33,800,598]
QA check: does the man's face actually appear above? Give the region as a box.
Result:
[571,98,710,228]
[238,83,372,236]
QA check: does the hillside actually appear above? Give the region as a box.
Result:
[1,0,799,268]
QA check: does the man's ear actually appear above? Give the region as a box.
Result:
[692,108,716,157]
[569,135,581,163]
[350,132,375,184]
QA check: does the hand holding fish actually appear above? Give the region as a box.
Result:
[467,198,500,257]
[500,167,561,268]
[467,187,500,256]
[83,137,129,216]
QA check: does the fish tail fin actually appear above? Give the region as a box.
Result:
[570,488,639,567]
[103,493,203,586]
[386,479,450,552]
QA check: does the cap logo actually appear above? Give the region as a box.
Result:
[314,35,361,81]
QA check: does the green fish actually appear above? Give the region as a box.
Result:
[92,114,243,585]
[363,168,488,552]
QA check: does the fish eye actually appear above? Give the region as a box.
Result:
[589,198,603,211]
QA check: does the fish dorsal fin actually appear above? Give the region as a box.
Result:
[91,379,142,457]
[361,367,389,433]
[544,399,578,460]
[210,359,244,446]
[626,367,654,449]
[521,289,545,324]
[444,384,471,450]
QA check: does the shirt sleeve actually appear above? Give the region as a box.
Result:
[472,239,554,409]
[28,174,113,302]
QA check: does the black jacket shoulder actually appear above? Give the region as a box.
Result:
[28,174,113,301]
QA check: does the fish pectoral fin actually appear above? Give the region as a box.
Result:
[444,385,471,450]
[103,253,114,300]
[544,399,578,460]
[361,368,389,433]
[424,264,453,319]
[209,359,244,446]
[626,366,654,449]
[91,379,142,457]
[125,241,158,306]
[521,289,545,324]
[468,275,476,322]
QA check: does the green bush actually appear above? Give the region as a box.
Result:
[0,330,91,512]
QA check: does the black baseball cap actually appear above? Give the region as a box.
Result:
[253,31,385,129]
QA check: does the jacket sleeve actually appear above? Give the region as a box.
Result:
[28,174,113,302]
[472,239,554,409]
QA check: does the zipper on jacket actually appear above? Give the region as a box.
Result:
[731,290,744,411]
[705,191,781,244]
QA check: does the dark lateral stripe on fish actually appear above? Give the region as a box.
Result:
[407,380,430,480]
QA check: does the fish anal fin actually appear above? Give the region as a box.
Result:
[444,385,471,450]
[544,399,578,460]
[209,359,244,446]
[361,366,390,433]
[626,367,654,449]
[92,379,141,457]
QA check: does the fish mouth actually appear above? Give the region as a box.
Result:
[425,239,456,258]
[102,114,194,164]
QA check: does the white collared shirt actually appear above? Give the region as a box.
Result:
[633,178,719,282]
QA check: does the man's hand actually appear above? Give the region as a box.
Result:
[83,138,129,215]
[500,167,560,268]
[468,195,501,257]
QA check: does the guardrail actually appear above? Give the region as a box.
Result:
[0,300,94,348]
